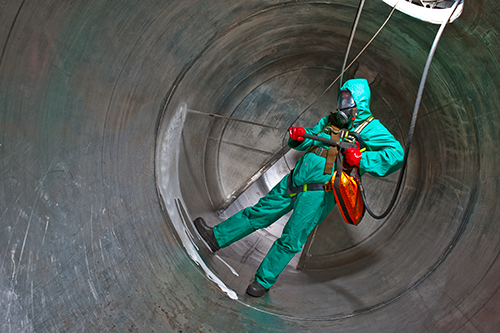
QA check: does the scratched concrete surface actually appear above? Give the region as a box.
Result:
[1,1,500,332]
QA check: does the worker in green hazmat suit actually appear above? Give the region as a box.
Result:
[194,78,404,297]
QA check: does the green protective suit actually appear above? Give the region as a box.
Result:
[213,78,404,289]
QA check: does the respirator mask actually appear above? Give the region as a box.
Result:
[331,89,358,128]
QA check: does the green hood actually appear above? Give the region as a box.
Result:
[340,78,372,127]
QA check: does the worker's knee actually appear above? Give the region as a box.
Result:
[276,235,303,254]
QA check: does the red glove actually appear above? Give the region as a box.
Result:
[289,126,306,141]
[344,147,362,167]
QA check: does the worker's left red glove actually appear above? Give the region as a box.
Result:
[344,147,362,167]
[289,126,306,141]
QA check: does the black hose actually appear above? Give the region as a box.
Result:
[360,0,461,219]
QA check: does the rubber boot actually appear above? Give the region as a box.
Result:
[246,281,269,297]
[194,217,220,252]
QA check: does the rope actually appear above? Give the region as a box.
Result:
[340,0,366,87]
[292,0,401,123]
[206,1,400,132]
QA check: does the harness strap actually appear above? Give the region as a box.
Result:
[287,117,375,202]
[324,125,341,175]
[306,146,328,158]
[308,117,374,173]
[354,116,374,132]
[286,170,326,202]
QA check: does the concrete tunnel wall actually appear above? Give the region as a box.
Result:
[1,0,499,332]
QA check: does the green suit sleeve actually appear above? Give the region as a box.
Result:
[359,119,404,177]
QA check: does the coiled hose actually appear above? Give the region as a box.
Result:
[360,0,462,219]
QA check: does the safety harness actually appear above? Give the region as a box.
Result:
[287,116,374,201]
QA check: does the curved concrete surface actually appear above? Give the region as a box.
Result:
[1,1,499,332]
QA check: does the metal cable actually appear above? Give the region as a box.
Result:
[205,1,400,132]
[292,0,400,122]
[340,0,366,87]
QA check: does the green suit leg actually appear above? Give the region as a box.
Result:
[213,175,294,248]
[254,189,335,289]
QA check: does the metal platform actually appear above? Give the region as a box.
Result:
[1,1,499,332]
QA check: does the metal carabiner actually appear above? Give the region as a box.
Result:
[323,126,340,135]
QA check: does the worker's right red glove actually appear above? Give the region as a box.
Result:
[344,142,362,167]
[289,126,306,141]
